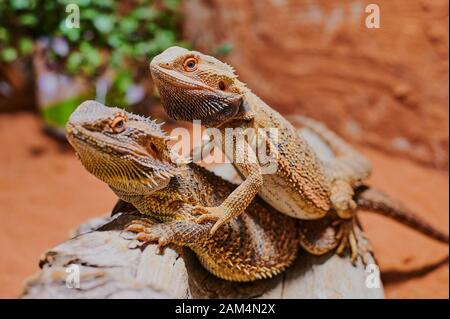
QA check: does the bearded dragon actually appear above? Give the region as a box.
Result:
[66,100,300,282]
[150,46,449,263]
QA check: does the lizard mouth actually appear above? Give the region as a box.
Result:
[150,65,242,127]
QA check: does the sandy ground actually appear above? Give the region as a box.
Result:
[0,112,448,298]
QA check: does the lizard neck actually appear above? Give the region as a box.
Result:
[110,165,206,219]
[215,91,257,130]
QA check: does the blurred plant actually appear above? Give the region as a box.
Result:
[214,42,234,56]
[0,0,188,109]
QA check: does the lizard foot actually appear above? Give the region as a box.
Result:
[125,220,172,254]
[334,218,372,265]
[330,180,357,219]
[333,198,357,219]
[192,206,231,235]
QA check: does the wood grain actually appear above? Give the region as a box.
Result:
[21,211,384,299]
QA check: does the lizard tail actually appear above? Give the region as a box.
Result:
[354,185,449,244]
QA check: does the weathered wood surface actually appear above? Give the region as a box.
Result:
[21,211,384,299]
[20,127,385,299]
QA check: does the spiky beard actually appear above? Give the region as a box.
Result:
[158,84,242,127]
[73,140,178,195]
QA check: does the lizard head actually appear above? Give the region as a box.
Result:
[66,100,181,195]
[150,46,249,127]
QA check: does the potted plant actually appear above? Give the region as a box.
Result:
[0,0,188,138]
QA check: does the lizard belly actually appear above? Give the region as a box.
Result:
[258,174,327,220]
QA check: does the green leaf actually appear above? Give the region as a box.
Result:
[215,42,234,55]
[90,0,114,8]
[63,0,91,7]
[67,29,80,42]
[163,0,181,11]
[115,71,133,93]
[110,51,124,68]
[19,38,34,55]
[0,28,9,42]
[11,0,31,10]
[80,64,96,75]
[59,21,81,42]
[82,8,98,20]
[94,15,115,34]
[79,41,92,53]
[131,7,157,21]
[85,49,101,67]
[1,0,188,82]
[107,34,122,48]
[41,94,93,127]
[19,14,38,26]
[119,17,138,34]
[1,47,18,62]
[43,1,57,10]
[66,52,83,73]
[134,42,152,56]
[80,42,102,68]
[118,43,133,56]
[152,30,176,51]
[146,23,158,33]
[177,40,192,50]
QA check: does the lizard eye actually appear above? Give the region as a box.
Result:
[111,116,126,133]
[183,57,198,72]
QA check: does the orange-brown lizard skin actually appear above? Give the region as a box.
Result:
[150,46,448,263]
[66,101,299,282]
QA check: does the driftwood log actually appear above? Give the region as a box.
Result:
[20,127,385,299]
[21,212,384,299]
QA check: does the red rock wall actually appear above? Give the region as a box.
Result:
[183,0,449,169]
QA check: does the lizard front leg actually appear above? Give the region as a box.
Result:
[194,139,264,235]
[330,179,357,219]
[125,216,214,253]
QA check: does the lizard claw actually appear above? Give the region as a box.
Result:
[193,206,231,235]
[334,218,373,265]
[125,221,170,254]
